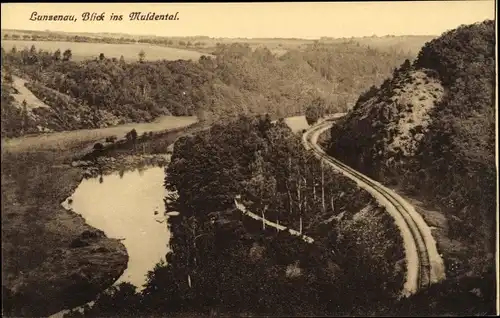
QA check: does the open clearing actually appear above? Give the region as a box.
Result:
[1,40,212,62]
[283,115,310,133]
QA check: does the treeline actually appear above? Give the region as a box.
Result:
[3,32,209,48]
[137,37,207,48]
[64,115,404,317]
[327,20,496,314]
[4,32,135,44]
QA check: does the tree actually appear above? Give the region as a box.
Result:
[119,55,125,64]
[195,108,209,122]
[21,99,28,134]
[99,53,105,61]
[4,71,14,84]
[70,282,142,317]
[243,150,277,229]
[400,59,411,72]
[53,49,61,61]
[305,97,325,125]
[138,50,146,63]
[62,49,72,61]
[126,128,138,146]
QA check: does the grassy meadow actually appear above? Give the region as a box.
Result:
[1,40,212,62]
[2,115,198,153]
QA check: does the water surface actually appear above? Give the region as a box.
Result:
[62,166,170,289]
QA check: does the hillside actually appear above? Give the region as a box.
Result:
[1,40,413,138]
[327,20,496,315]
[320,35,436,56]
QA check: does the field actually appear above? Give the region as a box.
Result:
[283,115,310,133]
[3,115,198,153]
[1,40,212,62]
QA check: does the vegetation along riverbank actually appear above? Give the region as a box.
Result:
[1,119,202,317]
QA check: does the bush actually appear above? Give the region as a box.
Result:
[105,136,117,143]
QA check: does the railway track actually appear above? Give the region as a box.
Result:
[303,118,445,297]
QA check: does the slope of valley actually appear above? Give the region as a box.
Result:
[1,40,413,138]
[1,36,419,316]
[2,23,495,317]
[327,20,496,315]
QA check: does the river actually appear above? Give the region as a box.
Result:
[64,165,171,288]
[51,164,173,317]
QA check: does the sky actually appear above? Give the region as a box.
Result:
[1,1,496,39]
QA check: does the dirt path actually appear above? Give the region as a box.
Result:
[234,196,314,243]
[10,75,51,111]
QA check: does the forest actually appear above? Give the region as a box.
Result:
[1,40,412,138]
[327,20,496,314]
[64,116,405,317]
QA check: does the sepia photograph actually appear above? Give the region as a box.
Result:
[1,1,497,317]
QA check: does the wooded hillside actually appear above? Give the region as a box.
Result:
[327,20,496,315]
[1,40,412,137]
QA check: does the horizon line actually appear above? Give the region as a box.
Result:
[1,27,441,41]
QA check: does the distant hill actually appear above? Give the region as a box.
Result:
[320,35,437,56]
[2,28,433,42]
[2,28,435,55]
[327,20,495,315]
[357,35,436,51]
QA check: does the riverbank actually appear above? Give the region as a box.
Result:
[1,144,128,317]
[1,118,203,317]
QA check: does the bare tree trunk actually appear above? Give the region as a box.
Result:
[331,194,335,213]
[287,157,293,218]
[262,209,266,230]
[297,169,304,234]
[321,160,325,213]
[312,166,317,200]
[192,220,197,267]
[302,176,307,216]
[286,183,293,218]
[299,216,303,235]
[297,178,301,214]
[261,183,266,230]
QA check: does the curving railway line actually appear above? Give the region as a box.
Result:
[302,117,446,297]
